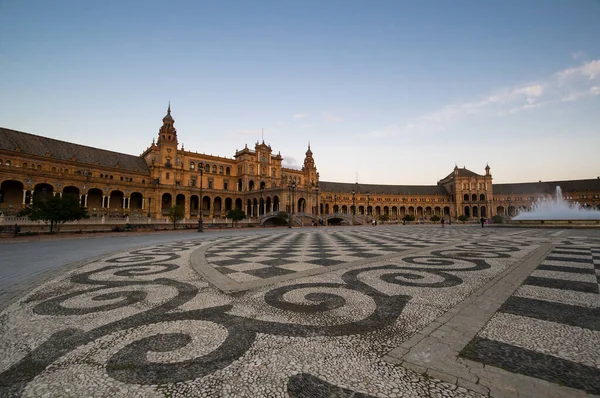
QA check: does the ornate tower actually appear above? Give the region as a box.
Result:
[303,143,318,186]
[157,103,178,146]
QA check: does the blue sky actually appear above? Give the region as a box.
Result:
[1,0,599,184]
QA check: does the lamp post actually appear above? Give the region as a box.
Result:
[315,185,319,226]
[288,181,296,228]
[351,189,356,225]
[198,162,204,232]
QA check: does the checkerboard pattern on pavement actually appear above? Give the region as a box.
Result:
[204,230,449,282]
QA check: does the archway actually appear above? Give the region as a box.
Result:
[214,197,222,216]
[131,192,144,210]
[87,188,103,211]
[33,183,54,202]
[235,198,243,211]
[161,193,172,213]
[464,206,470,217]
[190,195,199,215]
[273,195,280,212]
[472,206,478,217]
[225,197,233,212]
[176,194,186,209]
[0,180,24,211]
[109,190,125,210]
[496,206,504,216]
[63,186,80,201]
[201,196,211,216]
[298,198,306,213]
[481,206,487,217]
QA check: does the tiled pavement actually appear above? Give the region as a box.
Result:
[1,225,600,397]
[460,244,600,395]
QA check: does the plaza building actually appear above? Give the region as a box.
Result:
[1,106,599,224]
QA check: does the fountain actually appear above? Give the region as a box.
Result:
[510,186,600,226]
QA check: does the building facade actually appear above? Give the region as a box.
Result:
[1,107,599,223]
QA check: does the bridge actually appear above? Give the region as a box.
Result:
[259,211,366,226]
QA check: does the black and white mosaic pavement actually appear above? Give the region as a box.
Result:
[461,243,600,395]
[0,226,585,397]
[205,229,455,282]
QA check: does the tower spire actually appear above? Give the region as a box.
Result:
[168,101,171,114]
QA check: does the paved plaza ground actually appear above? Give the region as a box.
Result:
[0,225,599,397]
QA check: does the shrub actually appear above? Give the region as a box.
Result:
[458,215,470,223]
[430,214,441,222]
[402,214,415,222]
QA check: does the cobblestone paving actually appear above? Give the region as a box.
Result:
[0,226,590,397]
[205,229,453,282]
[461,242,600,395]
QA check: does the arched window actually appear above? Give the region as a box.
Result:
[480,194,485,201]
[5,160,11,166]
[463,194,469,201]
[205,163,210,172]
[37,165,41,170]
[100,174,104,178]
[23,163,27,168]
[226,167,231,176]
[219,166,224,174]
[472,194,477,201]
[190,162,195,171]
[212,165,217,173]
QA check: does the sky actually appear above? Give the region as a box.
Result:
[0,0,599,185]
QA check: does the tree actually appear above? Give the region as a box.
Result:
[430,214,441,222]
[20,195,88,233]
[168,205,185,230]
[378,214,390,223]
[226,209,246,227]
[402,214,415,222]
[458,214,470,223]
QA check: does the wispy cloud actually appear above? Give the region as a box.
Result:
[364,59,600,137]
[282,157,301,169]
[322,111,344,123]
[293,113,308,119]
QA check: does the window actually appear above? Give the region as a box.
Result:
[219,166,224,174]
[166,172,170,180]
[205,164,210,172]
[226,167,231,176]
[190,162,195,171]
[223,181,228,190]
[23,163,27,168]
[6,160,11,166]
[208,179,213,189]
[212,165,217,173]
